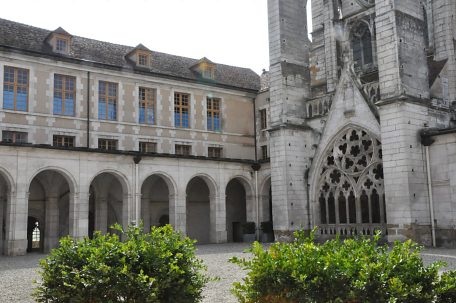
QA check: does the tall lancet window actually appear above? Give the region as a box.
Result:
[351,22,373,69]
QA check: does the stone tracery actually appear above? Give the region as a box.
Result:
[317,127,386,235]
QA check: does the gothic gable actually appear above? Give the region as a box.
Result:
[308,68,381,207]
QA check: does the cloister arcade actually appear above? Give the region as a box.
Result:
[0,148,273,255]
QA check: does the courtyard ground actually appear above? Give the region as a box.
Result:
[0,243,455,303]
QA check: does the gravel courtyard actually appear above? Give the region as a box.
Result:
[0,243,455,303]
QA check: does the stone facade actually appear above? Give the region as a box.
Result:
[0,18,273,255]
[261,0,456,247]
[1,0,456,256]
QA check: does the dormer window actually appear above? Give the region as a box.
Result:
[191,57,216,80]
[56,37,68,53]
[126,44,152,68]
[137,51,150,67]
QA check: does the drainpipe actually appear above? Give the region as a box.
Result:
[86,71,90,148]
[133,155,142,226]
[252,163,261,241]
[421,133,436,247]
[252,97,261,241]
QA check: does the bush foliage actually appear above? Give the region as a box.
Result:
[231,231,456,303]
[34,224,208,303]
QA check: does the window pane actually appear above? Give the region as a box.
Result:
[99,102,106,119]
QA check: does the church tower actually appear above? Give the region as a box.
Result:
[267,0,313,240]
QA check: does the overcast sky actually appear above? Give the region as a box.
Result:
[2,0,312,75]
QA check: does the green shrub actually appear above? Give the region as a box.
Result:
[34,224,208,303]
[230,231,456,303]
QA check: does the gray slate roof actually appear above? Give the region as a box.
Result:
[0,18,260,92]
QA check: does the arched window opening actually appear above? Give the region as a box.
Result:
[348,191,356,224]
[316,127,386,237]
[32,222,40,249]
[351,23,373,69]
[328,193,336,224]
[371,189,381,223]
[319,193,327,224]
[308,104,313,118]
[361,191,370,223]
[338,192,347,224]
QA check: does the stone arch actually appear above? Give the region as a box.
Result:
[185,174,218,244]
[350,20,374,69]
[312,126,385,237]
[88,170,131,237]
[28,166,77,194]
[259,175,273,226]
[140,172,177,232]
[225,176,253,243]
[88,169,130,196]
[27,169,75,252]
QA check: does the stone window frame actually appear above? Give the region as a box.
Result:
[1,130,28,143]
[139,141,157,153]
[175,143,192,156]
[98,138,118,151]
[98,80,118,121]
[261,145,268,160]
[3,66,29,112]
[174,92,190,128]
[350,19,376,72]
[208,146,223,158]
[53,135,75,148]
[53,74,76,116]
[260,108,267,130]
[206,97,221,131]
[138,86,156,125]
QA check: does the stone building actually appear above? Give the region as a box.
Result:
[1,0,456,256]
[0,18,273,255]
[264,0,456,246]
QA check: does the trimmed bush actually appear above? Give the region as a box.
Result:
[230,231,456,303]
[34,224,208,303]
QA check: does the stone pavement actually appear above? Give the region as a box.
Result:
[0,243,455,303]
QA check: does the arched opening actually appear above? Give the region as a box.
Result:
[260,177,274,240]
[141,175,171,232]
[315,127,386,238]
[89,172,126,238]
[225,179,247,243]
[351,22,373,69]
[186,177,211,244]
[28,170,72,252]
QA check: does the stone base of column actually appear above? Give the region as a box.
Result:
[387,223,432,246]
[273,230,295,242]
[4,239,27,256]
[211,231,227,244]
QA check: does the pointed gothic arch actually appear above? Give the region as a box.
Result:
[314,126,386,237]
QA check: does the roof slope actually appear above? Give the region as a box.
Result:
[0,18,260,91]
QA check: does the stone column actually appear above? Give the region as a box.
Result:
[44,194,59,252]
[95,195,108,233]
[171,192,186,234]
[141,196,149,232]
[211,191,227,244]
[70,191,89,240]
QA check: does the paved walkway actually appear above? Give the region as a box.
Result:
[0,244,455,303]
